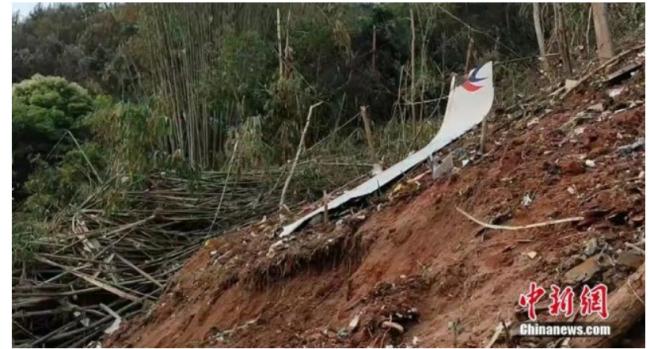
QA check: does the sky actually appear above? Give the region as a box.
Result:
[12,2,40,19]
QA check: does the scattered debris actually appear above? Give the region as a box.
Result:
[521,193,534,208]
[605,61,644,85]
[617,138,645,154]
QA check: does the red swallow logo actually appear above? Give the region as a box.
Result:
[462,63,486,92]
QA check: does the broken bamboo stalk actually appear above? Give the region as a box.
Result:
[279,101,323,209]
[456,207,583,231]
[559,43,644,100]
[209,136,239,233]
[114,253,164,289]
[323,190,329,225]
[463,37,474,75]
[359,105,377,163]
[35,256,140,302]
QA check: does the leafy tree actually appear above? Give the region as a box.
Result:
[12,75,94,199]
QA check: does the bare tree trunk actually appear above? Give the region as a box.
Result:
[410,8,417,121]
[464,37,474,75]
[276,8,283,79]
[592,3,615,63]
[554,3,573,75]
[372,25,377,74]
[532,3,550,73]
[585,5,592,60]
[360,106,376,163]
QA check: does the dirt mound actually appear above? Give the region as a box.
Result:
[106,66,644,347]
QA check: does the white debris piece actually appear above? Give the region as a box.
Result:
[280,62,494,237]
[522,193,534,207]
[432,153,455,180]
[565,79,578,90]
[608,86,625,98]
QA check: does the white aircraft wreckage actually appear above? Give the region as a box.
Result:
[280,61,494,237]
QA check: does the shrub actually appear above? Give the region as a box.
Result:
[12,75,94,199]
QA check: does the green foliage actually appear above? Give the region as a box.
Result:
[21,142,105,216]
[12,3,141,97]
[213,31,276,110]
[12,215,48,265]
[85,99,166,173]
[12,75,95,198]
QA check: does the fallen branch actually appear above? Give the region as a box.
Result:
[624,242,645,255]
[559,43,644,100]
[114,253,164,289]
[456,207,583,231]
[570,264,644,347]
[209,136,239,233]
[35,256,141,302]
[279,101,323,209]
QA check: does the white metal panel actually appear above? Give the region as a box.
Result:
[280,62,494,237]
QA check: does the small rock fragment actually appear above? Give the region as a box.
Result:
[565,79,578,90]
[348,313,361,332]
[564,256,601,284]
[617,138,645,154]
[381,321,404,334]
[584,159,596,168]
[412,336,420,346]
[527,118,539,127]
[559,158,585,175]
[587,103,604,112]
[525,251,538,259]
[608,86,625,98]
[617,251,644,269]
[584,238,599,256]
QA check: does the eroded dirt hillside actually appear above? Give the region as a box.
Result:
[106,62,645,347]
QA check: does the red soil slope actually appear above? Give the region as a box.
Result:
[107,74,645,347]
